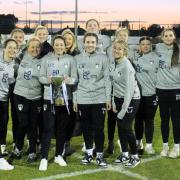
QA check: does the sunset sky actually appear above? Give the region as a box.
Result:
[0,0,180,29]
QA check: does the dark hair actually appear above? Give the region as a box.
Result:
[83,32,98,44]
[171,42,179,67]
[139,36,152,44]
[3,38,18,48]
[138,36,152,56]
[52,35,66,46]
[86,19,99,28]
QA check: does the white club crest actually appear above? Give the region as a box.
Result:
[18,104,23,111]
[43,104,47,111]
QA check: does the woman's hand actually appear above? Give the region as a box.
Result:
[106,101,111,110]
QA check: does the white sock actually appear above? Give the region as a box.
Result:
[132,154,138,158]
[146,143,152,148]
[96,152,103,158]
[86,149,93,156]
[122,152,129,157]
[136,140,142,145]
[174,144,179,151]
[163,143,168,147]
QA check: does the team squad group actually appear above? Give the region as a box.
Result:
[0,18,179,171]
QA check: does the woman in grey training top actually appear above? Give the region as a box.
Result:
[0,39,17,156]
[74,32,111,167]
[106,28,131,155]
[39,35,77,171]
[78,19,111,54]
[61,29,80,156]
[132,36,159,155]
[109,40,140,168]
[11,38,42,163]
[156,28,180,158]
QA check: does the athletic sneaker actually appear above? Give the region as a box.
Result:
[160,145,169,157]
[81,153,93,165]
[27,153,37,163]
[1,145,8,156]
[168,147,180,158]
[0,158,14,170]
[114,154,130,164]
[39,158,48,171]
[11,147,22,160]
[125,156,140,168]
[54,155,67,166]
[145,146,155,155]
[96,155,107,167]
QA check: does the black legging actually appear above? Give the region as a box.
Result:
[107,110,117,141]
[157,89,180,144]
[78,103,106,153]
[14,94,41,153]
[0,101,9,145]
[41,100,70,159]
[135,95,158,143]
[115,97,140,155]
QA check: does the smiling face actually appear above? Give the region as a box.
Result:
[84,35,97,54]
[139,39,151,54]
[4,40,18,60]
[162,30,175,46]
[113,42,127,60]
[35,28,49,43]
[63,33,74,50]
[27,40,41,58]
[116,31,129,43]
[11,32,24,47]
[86,20,99,34]
[53,38,66,55]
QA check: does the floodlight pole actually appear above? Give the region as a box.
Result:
[75,0,78,39]
[39,0,42,25]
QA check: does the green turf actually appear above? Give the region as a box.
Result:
[0,109,179,180]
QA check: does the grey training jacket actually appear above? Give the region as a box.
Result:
[109,57,140,120]
[155,43,180,90]
[74,51,111,104]
[14,52,42,100]
[0,57,15,101]
[132,52,159,96]
[39,52,77,101]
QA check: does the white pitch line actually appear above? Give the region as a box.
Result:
[141,155,161,163]
[27,169,104,180]
[112,167,148,180]
[27,153,161,180]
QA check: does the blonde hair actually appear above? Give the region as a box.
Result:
[115,28,129,38]
[10,28,25,38]
[86,19,100,28]
[113,40,128,57]
[27,37,42,50]
[61,29,78,53]
[34,25,49,36]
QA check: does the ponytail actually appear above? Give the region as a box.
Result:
[171,42,179,67]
